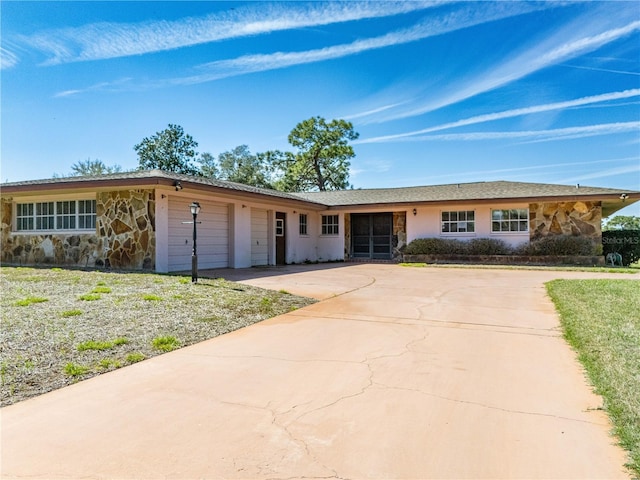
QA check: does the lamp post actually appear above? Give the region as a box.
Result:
[189,202,201,283]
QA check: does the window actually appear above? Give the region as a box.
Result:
[299,214,308,235]
[78,200,96,229]
[56,201,76,230]
[16,203,34,231]
[15,200,97,232]
[492,209,529,232]
[441,210,475,233]
[321,214,339,235]
[275,218,284,236]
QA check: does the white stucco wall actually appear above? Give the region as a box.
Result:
[406,203,530,247]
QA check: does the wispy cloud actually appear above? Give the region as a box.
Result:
[560,63,640,76]
[390,157,639,186]
[377,121,640,143]
[15,2,441,66]
[1,47,19,69]
[560,165,640,183]
[174,2,550,85]
[351,9,640,123]
[358,89,640,143]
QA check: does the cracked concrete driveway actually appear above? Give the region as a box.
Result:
[1,264,632,479]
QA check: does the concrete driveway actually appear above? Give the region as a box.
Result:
[1,264,633,479]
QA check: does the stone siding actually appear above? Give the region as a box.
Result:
[529,201,601,240]
[1,189,156,270]
[392,212,407,259]
[97,190,155,269]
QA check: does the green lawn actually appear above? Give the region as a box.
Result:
[546,279,640,476]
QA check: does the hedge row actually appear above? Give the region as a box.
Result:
[404,235,600,257]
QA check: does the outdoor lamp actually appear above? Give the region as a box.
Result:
[190,202,201,283]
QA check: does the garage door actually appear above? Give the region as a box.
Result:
[168,197,229,271]
[251,208,269,266]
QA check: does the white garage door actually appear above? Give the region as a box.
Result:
[168,197,229,271]
[251,208,269,266]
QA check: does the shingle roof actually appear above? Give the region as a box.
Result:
[1,169,322,205]
[2,172,636,208]
[290,181,637,206]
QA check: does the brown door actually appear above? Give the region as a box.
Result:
[275,212,286,265]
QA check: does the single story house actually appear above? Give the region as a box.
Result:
[1,170,638,271]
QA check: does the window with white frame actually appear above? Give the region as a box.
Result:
[321,214,339,235]
[16,200,97,232]
[441,210,475,233]
[78,200,97,229]
[491,209,529,233]
[299,213,308,235]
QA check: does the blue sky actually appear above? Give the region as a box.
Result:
[2,1,639,216]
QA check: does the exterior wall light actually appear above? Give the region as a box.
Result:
[186,202,201,282]
[413,208,417,216]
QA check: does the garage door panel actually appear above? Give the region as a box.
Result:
[168,198,229,271]
[251,208,269,266]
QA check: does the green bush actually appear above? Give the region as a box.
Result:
[516,235,598,256]
[404,238,467,255]
[602,230,640,266]
[467,238,512,255]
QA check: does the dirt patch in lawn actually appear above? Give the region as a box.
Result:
[0,266,315,406]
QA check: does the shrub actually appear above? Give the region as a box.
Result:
[404,238,467,255]
[602,230,640,266]
[517,235,598,256]
[466,238,513,255]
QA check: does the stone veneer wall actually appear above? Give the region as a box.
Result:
[0,189,156,270]
[97,190,155,269]
[392,212,407,259]
[529,201,601,240]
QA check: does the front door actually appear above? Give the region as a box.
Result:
[351,213,393,260]
[275,212,286,265]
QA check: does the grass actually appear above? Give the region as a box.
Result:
[79,293,101,301]
[77,337,129,352]
[0,266,315,406]
[152,336,180,352]
[91,286,112,294]
[546,279,640,476]
[142,294,162,301]
[15,296,48,306]
[126,353,145,363]
[64,363,90,377]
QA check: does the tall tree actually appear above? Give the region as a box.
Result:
[54,158,122,177]
[134,124,199,175]
[603,215,640,230]
[217,145,273,189]
[274,117,358,192]
[198,152,219,179]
